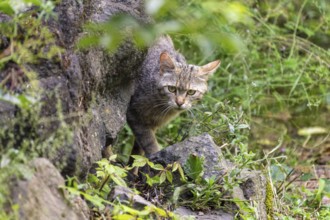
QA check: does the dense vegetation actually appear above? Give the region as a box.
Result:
[0,0,329,219]
[117,1,330,218]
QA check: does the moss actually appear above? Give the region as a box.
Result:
[265,179,274,220]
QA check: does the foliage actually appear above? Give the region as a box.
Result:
[131,155,185,186]
[183,154,204,180]
[65,153,258,219]
[64,155,182,219]
[78,0,251,54]
[174,155,228,212]
[0,0,61,68]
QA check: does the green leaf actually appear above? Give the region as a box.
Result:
[65,187,107,209]
[112,214,136,220]
[178,164,186,182]
[270,164,292,182]
[15,164,34,180]
[131,155,148,167]
[172,162,179,172]
[146,160,155,168]
[110,174,127,187]
[300,173,313,181]
[109,154,117,161]
[145,174,160,186]
[0,92,36,110]
[151,163,164,171]
[229,168,240,177]
[166,171,173,183]
[284,58,299,71]
[159,172,166,184]
[237,124,250,129]
[120,205,143,216]
[113,166,128,177]
[183,154,204,181]
[23,0,42,6]
[172,186,185,204]
[0,2,14,15]
[152,206,168,217]
[315,179,326,202]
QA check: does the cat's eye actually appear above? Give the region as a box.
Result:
[167,86,176,93]
[187,90,196,95]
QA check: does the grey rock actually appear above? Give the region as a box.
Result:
[150,133,226,179]
[0,0,148,178]
[109,185,153,209]
[89,0,150,23]
[57,0,148,177]
[11,158,89,220]
[175,207,234,220]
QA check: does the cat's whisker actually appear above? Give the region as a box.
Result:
[152,102,169,113]
[159,105,171,115]
[158,104,171,115]
[187,109,195,118]
[152,102,168,109]
[159,106,174,122]
[151,104,170,119]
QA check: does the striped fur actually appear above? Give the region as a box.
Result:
[127,36,220,156]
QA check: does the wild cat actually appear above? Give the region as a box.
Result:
[127,35,220,157]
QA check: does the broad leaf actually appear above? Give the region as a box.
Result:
[183,154,204,181]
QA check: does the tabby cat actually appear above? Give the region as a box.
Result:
[127,35,220,156]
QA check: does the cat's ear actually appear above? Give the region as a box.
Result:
[199,60,221,79]
[160,52,175,74]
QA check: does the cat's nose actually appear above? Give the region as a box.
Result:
[175,97,184,107]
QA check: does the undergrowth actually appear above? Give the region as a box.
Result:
[0,0,329,219]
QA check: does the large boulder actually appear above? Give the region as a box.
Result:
[0,0,149,178]
[11,158,89,220]
[150,133,226,179]
[49,0,149,178]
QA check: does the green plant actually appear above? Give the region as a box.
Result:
[131,155,185,186]
[78,0,251,54]
[173,154,254,217]
[173,163,226,211]
[64,154,181,219]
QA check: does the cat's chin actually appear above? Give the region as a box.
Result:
[174,106,188,111]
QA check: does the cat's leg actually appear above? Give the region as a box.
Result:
[130,125,159,157]
[131,140,144,156]
[129,126,159,176]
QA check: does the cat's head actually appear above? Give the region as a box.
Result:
[158,51,220,110]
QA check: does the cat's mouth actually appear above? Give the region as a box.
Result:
[175,106,186,111]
